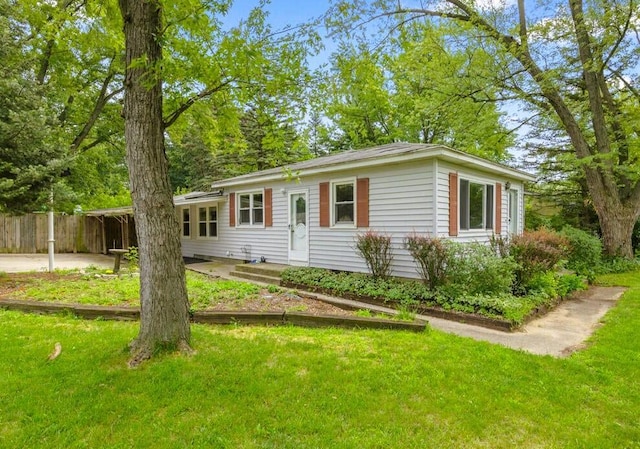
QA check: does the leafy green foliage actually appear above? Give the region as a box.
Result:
[354,231,394,279]
[560,226,602,276]
[509,229,569,293]
[329,0,640,257]
[124,246,139,270]
[403,234,449,289]
[599,257,640,274]
[442,242,516,297]
[282,264,585,326]
[0,1,66,212]
[317,23,513,158]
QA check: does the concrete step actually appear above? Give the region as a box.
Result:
[234,263,288,278]
[230,271,282,286]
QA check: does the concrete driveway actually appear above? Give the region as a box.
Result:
[0,253,116,273]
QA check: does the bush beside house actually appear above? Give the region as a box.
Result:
[282,228,607,327]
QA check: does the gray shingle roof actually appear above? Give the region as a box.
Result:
[211,142,532,188]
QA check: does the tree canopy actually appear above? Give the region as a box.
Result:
[318,23,513,160]
[329,0,640,256]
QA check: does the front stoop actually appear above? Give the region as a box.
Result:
[230,263,289,286]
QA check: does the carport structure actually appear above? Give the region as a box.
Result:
[86,206,137,254]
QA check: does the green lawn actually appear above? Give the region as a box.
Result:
[4,271,262,309]
[1,272,639,448]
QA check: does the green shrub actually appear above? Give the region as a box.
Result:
[510,228,569,293]
[354,230,394,279]
[599,257,640,274]
[281,266,563,325]
[124,246,139,270]
[525,271,558,299]
[404,234,449,289]
[444,242,516,297]
[489,234,510,258]
[557,274,586,297]
[560,226,602,275]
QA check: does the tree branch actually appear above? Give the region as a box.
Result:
[70,59,122,153]
[162,80,233,129]
[600,0,634,71]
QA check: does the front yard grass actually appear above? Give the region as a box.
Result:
[0,271,639,447]
[1,270,261,310]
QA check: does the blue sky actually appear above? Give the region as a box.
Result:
[226,0,329,29]
[221,0,550,160]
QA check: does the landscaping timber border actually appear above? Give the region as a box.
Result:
[281,281,517,331]
[0,298,426,332]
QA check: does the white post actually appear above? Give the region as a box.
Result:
[48,189,55,272]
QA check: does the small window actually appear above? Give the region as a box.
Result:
[198,206,217,238]
[333,181,354,224]
[181,208,190,238]
[459,179,494,231]
[237,192,264,226]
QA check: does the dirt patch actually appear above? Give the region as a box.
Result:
[0,272,69,296]
[205,292,352,316]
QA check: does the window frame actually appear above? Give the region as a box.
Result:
[236,190,265,227]
[330,178,357,227]
[459,178,495,232]
[197,204,218,239]
[180,207,191,239]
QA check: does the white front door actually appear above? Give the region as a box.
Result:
[288,191,308,263]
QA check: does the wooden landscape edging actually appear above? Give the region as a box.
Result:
[0,298,426,332]
[281,281,517,332]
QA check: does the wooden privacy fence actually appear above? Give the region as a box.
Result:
[0,214,104,254]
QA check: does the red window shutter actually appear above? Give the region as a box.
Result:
[265,188,273,227]
[449,172,458,236]
[229,192,235,227]
[319,182,330,227]
[495,182,502,234]
[357,178,369,227]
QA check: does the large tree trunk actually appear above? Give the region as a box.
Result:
[119,0,191,366]
[594,201,638,258]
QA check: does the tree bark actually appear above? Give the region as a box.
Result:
[119,0,191,366]
[596,201,638,258]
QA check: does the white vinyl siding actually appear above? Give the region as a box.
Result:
[179,158,526,279]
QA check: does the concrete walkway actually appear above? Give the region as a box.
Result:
[0,255,627,357]
[0,253,117,273]
[417,286,626,357]
[187,260,627,358]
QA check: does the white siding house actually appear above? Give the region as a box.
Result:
[175,143,534,279]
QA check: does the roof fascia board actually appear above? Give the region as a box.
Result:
[174,197,225,206]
